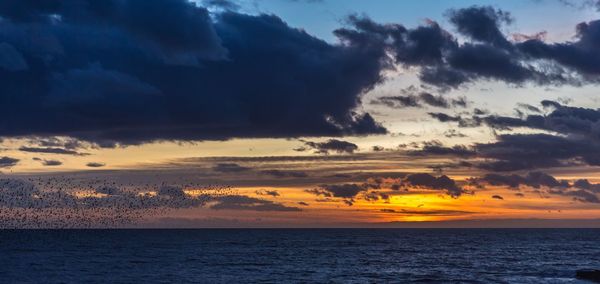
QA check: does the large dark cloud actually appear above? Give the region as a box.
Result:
[341,5,600,90]
[481,101,600,141]
[517,19,600,78]
[314,184,366,198]
[4,2,600,145]
[403,173,465,197]
[473,171,600,203]
[476,101,600,171]
[474,134,596,171]
[425,99,600,171]
[0,0,387,146]
[447,6,513,48]
[476,171,568,189]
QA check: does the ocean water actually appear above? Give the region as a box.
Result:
[0,229,599,283]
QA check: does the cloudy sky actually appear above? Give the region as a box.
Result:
[2,0,600,228]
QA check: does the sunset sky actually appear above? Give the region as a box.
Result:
[2,0,600,227]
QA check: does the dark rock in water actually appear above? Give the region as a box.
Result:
[577,269,600,282]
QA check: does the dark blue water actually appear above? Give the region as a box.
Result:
[0,229,599,283]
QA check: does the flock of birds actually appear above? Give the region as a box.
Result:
[0,176,236,228]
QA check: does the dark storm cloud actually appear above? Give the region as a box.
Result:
[461,101,600,171]
[473,171,600,203]
[0,156,19,168]
[410,132,600,172]
[4,2,600,146]
[0,0,387,146]
[573,179,600,193]
[473,134,600,171]
[516,19,600,77]
[476,171,568,189]
[316,184,366,198]
[403,173,465,197]
[447,6,513,48]
[300,139,359,154]
[481,101,600,141]
[342,6,600,90]
[423,99,600,171]
[558,189,600,203]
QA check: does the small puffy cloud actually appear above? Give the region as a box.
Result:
[41,159,62,166]
[300,139,359,154]
[86,162,106,168]
[255,189,280,197]
[0,157,19,168]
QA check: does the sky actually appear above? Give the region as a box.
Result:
[2,0,600,227]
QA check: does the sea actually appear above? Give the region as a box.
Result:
[0,229,599,283]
